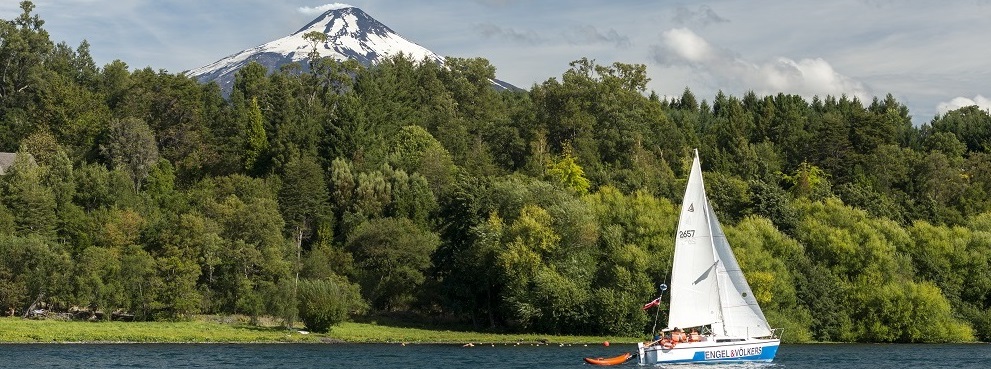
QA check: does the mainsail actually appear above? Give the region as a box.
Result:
[667,150,772,338]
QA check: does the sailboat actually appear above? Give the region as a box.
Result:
[637,150,780,364]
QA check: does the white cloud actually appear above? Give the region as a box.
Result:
[651,28,870,102]
[298,3,354,15]
[755,57,870,101]
[936,95,991,115]
[657,28,719,64]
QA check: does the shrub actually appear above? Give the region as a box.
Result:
[297,276,365,333]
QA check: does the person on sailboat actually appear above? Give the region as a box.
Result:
[671,328,687,343]
[689,329,701,342]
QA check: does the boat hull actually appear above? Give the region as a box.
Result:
[637,338,779,364]
[583,352,633,366]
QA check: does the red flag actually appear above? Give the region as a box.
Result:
[642,297,660,310]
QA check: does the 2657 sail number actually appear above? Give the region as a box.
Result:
[679,230,695,238]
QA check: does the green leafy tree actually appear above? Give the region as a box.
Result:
[0,1,54,150]
[278,154,330,244]
[154,247,202,319]
[0,235,72,315]
[546,144,591,195]
[0,149,56,238]
[783,161,831,200]
[120,245,157,320]
[346,217,439,311]
[277,153,330,325]
[192,175,291,319]
[929,105,991,152]
[726,216,813,342]
[302,31,328,62]
[850,280,972,342]
[387,125,456,195]
[101,117,159,191]
[243,97,268,172]
[74,246,123,318]
[0,203,14,236]
[584,186,677,335]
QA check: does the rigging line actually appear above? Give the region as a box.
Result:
[651,284,668,334]
[651,292,661,334]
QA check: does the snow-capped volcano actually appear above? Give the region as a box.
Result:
[187,6,451,93]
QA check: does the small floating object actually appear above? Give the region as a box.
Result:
[583,352,633,366]
[603,341,610,347]
[462,343,474,347]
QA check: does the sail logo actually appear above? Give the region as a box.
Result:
[688,204,695,212]
[704,346,763,360]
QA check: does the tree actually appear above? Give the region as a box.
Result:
[119,245,156,320]
[584,186,676,335]
[277,153,330,325]
[0,2,54,150]
[929,105,991,153]
[154,248,201,319]
[302,31,328,62]
[192,175,291,319]
[782,161,831,200]
[101,117,159,191]
[0,235,71,316]
[387,125,456,195]
[346,217,439,311]
[0,149,56,238]
[243,97,268,172]
[74,246,123,318]
[278,154,330,244]
[726,216,812,341]
[546,144,591,195]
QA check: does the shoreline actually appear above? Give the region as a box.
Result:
[0,316,636,345]
[3,317,981,345]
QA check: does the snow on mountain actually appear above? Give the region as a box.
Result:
[187,6,514,94]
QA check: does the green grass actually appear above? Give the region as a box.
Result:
[0,316,321,343]
[0,316,640,344]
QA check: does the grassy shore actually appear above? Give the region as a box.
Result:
[0,316,639,344]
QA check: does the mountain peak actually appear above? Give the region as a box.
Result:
[296,6,370,35]
[187,6,444,93]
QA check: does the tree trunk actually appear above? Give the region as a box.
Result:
[22,293,44,318]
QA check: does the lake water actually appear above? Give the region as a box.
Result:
[0,343,987,369]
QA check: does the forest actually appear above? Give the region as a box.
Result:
[2,2,990,342]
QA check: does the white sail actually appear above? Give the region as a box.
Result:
[667,151,721,330]
[667,150,772,338]
[708,202,773,337]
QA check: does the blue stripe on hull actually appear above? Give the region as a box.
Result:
[688,344,778,362]
[684,345,778,363]
[649,343,778,364]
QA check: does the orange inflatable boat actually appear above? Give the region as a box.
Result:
[583,352,633,366]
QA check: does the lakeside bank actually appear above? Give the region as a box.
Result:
[0,317,637,345]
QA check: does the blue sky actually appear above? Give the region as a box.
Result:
[7,0,991,124]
